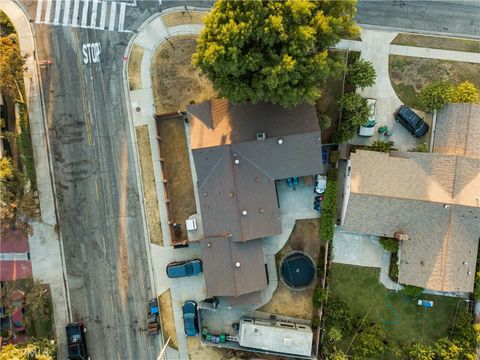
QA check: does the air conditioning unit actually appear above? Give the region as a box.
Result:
[256,132,266,140]
[394,231,410,241]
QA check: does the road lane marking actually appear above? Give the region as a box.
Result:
[102,236,106,254]
[99,1,107,29]
[90,0,98,28]
[63,0,72,25]
[95,178,100,201]
[81,0,90,28]
[44,0,53,24]
[118,2,126,32]
[35,0,44,23]
[71,0,80,27]
[108,2,117,31]
[53,0,62,25]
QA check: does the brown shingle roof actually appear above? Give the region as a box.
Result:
[343,150,480,292]
[434,103,480,158]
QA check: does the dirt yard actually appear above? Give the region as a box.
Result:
[128,44,144,90]
[159,290,178,350]
[156,115,197,240]
[151,35,217,115]
[135,126,163,245]
[389,55,480,110]
[163,11,206,27]
[259,219,321,320]
[392,33,480,53]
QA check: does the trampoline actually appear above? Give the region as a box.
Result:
[279,251,316,291]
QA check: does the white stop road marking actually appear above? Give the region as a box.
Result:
[82,42,102,64]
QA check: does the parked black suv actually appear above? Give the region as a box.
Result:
[395,105,429,138]
[66,323,89,360]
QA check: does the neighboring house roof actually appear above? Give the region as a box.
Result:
[434,103,480,158]
[343,150,480,292]
[0,230,29,253]
[188,100,323,298]
[0,229,32,281]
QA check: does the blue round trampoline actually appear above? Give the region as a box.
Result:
[279,251,316,291]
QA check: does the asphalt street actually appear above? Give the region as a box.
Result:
[356,0,480,38]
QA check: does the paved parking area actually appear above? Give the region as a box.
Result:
[352,29,432,151]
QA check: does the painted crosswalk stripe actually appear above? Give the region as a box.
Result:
[63,0,72,26]
[53,0,62,25]
[90,0,98,28]
[108,2,117,32]
[44,0,53,23]
[71,0,80,27]
[99,1,107,30]
[118,2,126,32]
[81,0,90,28]
[35,0,44,23]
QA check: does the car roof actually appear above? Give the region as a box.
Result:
[399,106,421,126]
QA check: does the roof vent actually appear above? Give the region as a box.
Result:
[259,208,264,214]
[278,138,284,144]
[234,159,240,165]
[235,262,241,268]
[242,210,247,216]
[256,132,266,141]
[394,231,409,241]
[444,204,450,209]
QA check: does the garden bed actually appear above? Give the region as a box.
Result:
[392,33,480,53]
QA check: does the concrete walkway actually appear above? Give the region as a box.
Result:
[2,2,70,358]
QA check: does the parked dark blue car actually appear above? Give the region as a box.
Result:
[395,105,429,138]
[182,300,199,336]
[166,259,202,278]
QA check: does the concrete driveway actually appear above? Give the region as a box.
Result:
[352,29,432,151]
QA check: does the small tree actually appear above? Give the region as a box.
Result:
[313,287,328,308]
[369,140,392,153]
[347,58,376,90]
[328,350,348,360]
[433,338,463,360]
[0,339,57,359]
[352,326,386,359]
[419,81,454,112]
[325,297,352,332]
[379,237,399,252]
[333,93,369,143]
[407,343,435,360]
[452,81,479,103]
[192,0,359,107]
[0,35,25,100]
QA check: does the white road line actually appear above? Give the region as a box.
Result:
[108,2,117,32]
[35,0,44,23]
[99,1,107,30]
[81,0,90,28]
[63,0,72,25]
[71,0,80,27]
[53,0,62,25]
[118,2,126,32]
[44,0,53,24]
[90,0,98,28]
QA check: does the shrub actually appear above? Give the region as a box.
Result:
[368,140,392,153]
[320,176,337,242]
[313,287,328,308]
[407,343,435,360]
[379,237,399,252]
[311,316,320,328]
[413,143,429,152]
[389,251,399,282]
[329,150,339,165]
[402,285,423,298]
[325,297,352,332]
[351,325,386,359]
[452,81,479,103]
[318,113,332,130]
[327,327,343,343]
[419,81,454,112]
[347,58,377,90]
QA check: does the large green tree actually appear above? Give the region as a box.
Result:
[347,58,376,90]
[192,0,359,107]
[419,81,454,112]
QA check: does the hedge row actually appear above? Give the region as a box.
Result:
[320,170,338,242]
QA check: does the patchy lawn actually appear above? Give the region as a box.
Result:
[128,45,144,90]
[159,290,178,350]
[156,115,196,241]
[392,33,480,53]
[389,55,480,111]
[151,35,216,115]
[316,50,348,144]
[259,219,322,320]
[329,264,462,347]
[163,10,206,27]
[135,126,162,246]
